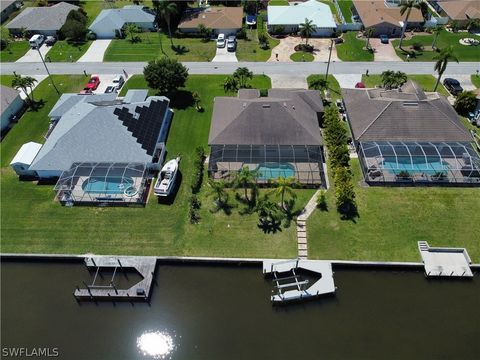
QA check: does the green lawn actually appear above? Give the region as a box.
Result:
[307,74,342,101]
[45,41,92,62]
[290,51,314,62]
[1,73,317,258]
[336,32,374,61]
[471,75,480,88]
[268,0,289,5]
[361,74,450,97]
[0,41,30,62]
[337,0,353,22]
[0,75,15,87]
[392,30,480,62]
[308,159,480,262]
[104,32,216,62]
[236,29,279,62]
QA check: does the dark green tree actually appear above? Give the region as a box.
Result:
[233,67,253,88]
[454,91,477,116]
[143,57,188,94]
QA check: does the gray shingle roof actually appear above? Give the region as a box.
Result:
[88,6,155,32]
[1,85,20,114]
[5,2,78,31]
[342,80,471,142]
[209,89,323,146]
[49,93,118,118]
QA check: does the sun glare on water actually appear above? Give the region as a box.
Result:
[137,331,175,359]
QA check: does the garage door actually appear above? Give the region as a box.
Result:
[313,28,334,37]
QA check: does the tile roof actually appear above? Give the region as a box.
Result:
[178,6,243,30]
[353,0,423,28]
[436,0,480,20]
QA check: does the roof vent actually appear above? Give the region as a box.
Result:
[262,104,271,109]
[283,102,287,107]
[403,102,419,107]
[292,105,295,110]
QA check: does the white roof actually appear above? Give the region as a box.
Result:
[267,0,336,28]
[10,142,42,166]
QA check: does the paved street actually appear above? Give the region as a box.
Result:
[2,61,479,76]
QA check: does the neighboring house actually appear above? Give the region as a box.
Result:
[10,142,42,177]
[89,5,155,39]
[352,0,424,37]
[267,0,337,37]
[1,85,23,132]
[342,81,480,185]
[178,6,243,35]
[5,1,78,36]
[430,0,480,27]
[0,0,22,24]
[208,88,325,186]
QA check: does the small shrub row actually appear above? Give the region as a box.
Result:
[191,146,205,194]
[189,195,201,224]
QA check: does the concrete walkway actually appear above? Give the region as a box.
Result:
[270,74,308,88]
[16,44,51,63]
[212,46,238,62]
[296,189,322,259]
[334,74,362,89]
[77,40,111,62]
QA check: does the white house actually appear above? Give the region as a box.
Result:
[89,5,155,39]
[10,142,42,177]
[267,0,337,37]
[1,85,23,132]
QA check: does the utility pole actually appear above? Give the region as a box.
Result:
[36,47,60,95]
[325,38,334,81]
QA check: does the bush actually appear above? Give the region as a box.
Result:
[190,146,205,194]
[316,190,328,211]
[334,167,357,218]
[144,57,189,94]
[237,27,247,40]
[59,9,88,41]
[294,43,314,52]
[87,32,97,41]
[412,42,423,51]
[454,91,477,116]
[259,88,268,97]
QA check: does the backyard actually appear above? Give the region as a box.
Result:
[0,73,314,258]
[308,159,480,261]
[236,14,279,62]
[392,30,480,62]
[337,0,354,22]
[361,74,450,97]
[336,32,374,61]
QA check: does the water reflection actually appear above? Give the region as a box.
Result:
[137,330,175,359]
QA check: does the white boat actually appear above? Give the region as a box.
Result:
[154,157,180,197]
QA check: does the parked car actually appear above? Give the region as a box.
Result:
[227,35,236,52]
[112,74,125,89]
[86,76,100,91]
[443,78,463,96]
[28,34,44,49]
[104,86,117,94]
[355,82,366,89]
[216,34,226,48]
[45,36,56,46]
[379,34,389,44]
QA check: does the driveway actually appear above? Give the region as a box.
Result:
[370,39,402,61]
[268,37,340,62]
[212,46,238,62]
[443,74,476,91]
[91,74,119,94]
[77,40,111,62]
[334,74,362,89]
[270,74,308,88]
[16,44,52,63]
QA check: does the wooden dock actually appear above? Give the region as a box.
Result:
[74,256,157,301]
[418,241,473,278]
[263,259,336,303]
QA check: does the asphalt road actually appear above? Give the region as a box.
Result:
[2,61,479,76]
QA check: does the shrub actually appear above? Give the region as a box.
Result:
[144,57,189,94]
[412,42,423,51]
[59,9,88,41]
[191,146,205,194]
[86,32,97,40]
[316,190,328,211]
[294,43,314,52]
[237,27,247,40]
[334,167,357,218]
[454,91,477,116]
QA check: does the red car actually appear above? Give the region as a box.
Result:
[86,76,100,90]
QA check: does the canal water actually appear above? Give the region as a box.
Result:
[1,261,479,360]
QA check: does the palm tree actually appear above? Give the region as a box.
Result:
[268,176,297,212]
[153,0,178,47]
[431,26,443,50]
[208,179,227,205]
[233,166,258,202]
[309,78,329,92]
[433,46,458,92]
[124,23,139,43]
[399,0,421,49]
[299,18,315,45]
[11,74,37,104]
[223,76,239,93]
[364,27,374,51]
[233,67,253,88]
[255,195,282,226]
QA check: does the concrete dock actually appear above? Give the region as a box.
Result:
[263,259,336,303]
[74,256,157,301]
[418,241,473,277]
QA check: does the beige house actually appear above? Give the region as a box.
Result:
[432,0,480,27]
[178,6,243,35]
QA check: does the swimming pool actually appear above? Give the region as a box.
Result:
[82,177,134,194]
[257,163,295,180]
[382,157,449,175]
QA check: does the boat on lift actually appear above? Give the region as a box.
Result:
[154,157,180,197]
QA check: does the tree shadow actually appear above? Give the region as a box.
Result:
[28,99,46,112]
[257,219,283,234]
[210,199,235,216]
[163,90,194,110]
[235,189,257,215]
[338,202,359,223]
[171,44,189,55]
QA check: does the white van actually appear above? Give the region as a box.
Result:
[29,34,45,49]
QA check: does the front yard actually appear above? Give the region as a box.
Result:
[336,32,374,61]
[392,30,480,62]
[307,74,342,101]
[0,40,30,62]
[471,74,480,88]
[361,74,450,97]
[46,40,93,62]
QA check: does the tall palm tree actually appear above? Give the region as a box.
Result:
[153,0,178,47]
[309,78,329,92]
[11,75,37,104]
[433,46,458,92]
[399,0,421,49]
[299,18,315,45]
[233,166,258,202]
[268,176,297,212]
[223,76,239,93]
[431,26,443,50]
[364,27,374,50]
[208,179,227,205]
[233,67,253,88]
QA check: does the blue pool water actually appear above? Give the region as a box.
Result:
[257,163,295,180]
[382,157,449,175]
[82,177,134,194]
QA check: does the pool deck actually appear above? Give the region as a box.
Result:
[418,241,473,277]
[74,256,157,301]
[263,259,336,303]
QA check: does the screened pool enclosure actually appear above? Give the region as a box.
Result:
[359,141,480,185]
[208,145,325,186]
[54,162,149,205]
